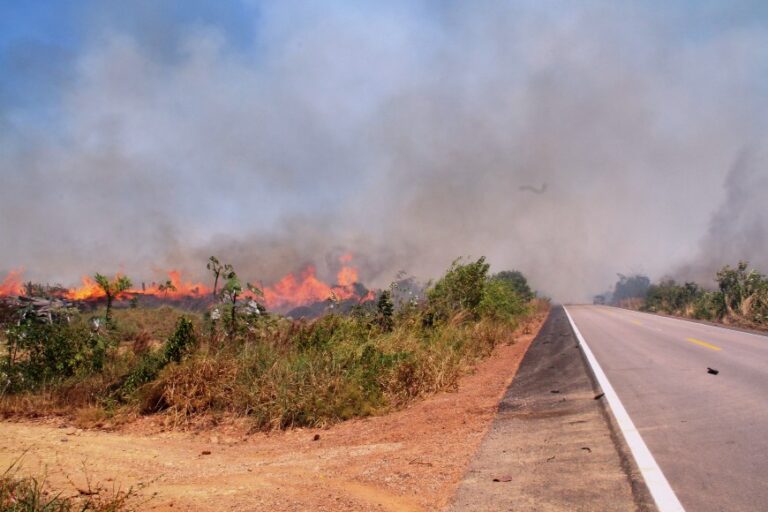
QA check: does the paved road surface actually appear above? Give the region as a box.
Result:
[566,305,768,512]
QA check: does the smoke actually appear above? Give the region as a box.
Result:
[1,1,767,300]
[675,147,768,284]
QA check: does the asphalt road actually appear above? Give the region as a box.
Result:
[566,305,768,512]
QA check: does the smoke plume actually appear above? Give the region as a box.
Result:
[1,1,767,300]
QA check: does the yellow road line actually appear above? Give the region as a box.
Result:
[685,337,722,351]
[630,319,642,326]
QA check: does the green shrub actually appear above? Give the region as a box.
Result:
[427,257,490,321]
[1,319,111,393]
[480,278,528,322]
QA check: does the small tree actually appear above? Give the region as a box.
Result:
[207,256,233,298]
[94,273,132,326]
[376,290,394,331]
[158,280,177,297]
[427,257,490,321]
[493,270,534,301]
[221,272,242,342]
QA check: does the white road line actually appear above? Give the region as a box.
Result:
[563,306,685,512]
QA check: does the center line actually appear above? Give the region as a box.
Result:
[685,337,722,351]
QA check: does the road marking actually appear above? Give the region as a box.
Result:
[564,307,685,512]
[685,337,722,351]
[630,319,642,326]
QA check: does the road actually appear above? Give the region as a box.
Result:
[566,305,768,512]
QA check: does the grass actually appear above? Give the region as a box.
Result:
[1,258,547,431]
[0,457,137,511]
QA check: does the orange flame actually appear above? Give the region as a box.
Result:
[259,255,370,311]
[65,276,107,301]
[0,270,24,297]
[1,255,373,311]
[140,270,210,298]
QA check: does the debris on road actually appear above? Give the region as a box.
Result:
[707,367,719,375]
[492,476,513,482]
[593,393,605,400]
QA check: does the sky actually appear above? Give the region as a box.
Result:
[1,0,767,301]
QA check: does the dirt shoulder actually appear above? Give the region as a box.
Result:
[449,306,655,512]
[0,310,547,511]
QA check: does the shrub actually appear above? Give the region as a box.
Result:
[479,278,528,322]
[493,270,535,301]
[427,257,490,321]
[1,319,110,393]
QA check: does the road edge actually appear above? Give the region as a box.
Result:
[563,306,685,512]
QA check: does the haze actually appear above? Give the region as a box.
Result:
[1,1,767,301]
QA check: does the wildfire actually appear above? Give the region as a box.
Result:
[0,270,24,296]
[140,270,210,298]
[0,255,372,312]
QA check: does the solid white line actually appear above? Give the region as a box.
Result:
[563,306,685,512]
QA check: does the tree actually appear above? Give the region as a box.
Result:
[376,290,394,331]
[93,273,132,326]
[158,280,177,297]
[221,272,242,341]
[611,273,650,305]
[493,270,534,301]
[207,256,233,298]
[427,257,490,321]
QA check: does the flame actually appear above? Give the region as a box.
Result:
[65,275,107,301]
[140,270,210,298]
[259,255,370,311]
[1,255,373,311]
[0,270,24,297]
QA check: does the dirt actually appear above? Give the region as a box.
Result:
[0,312,547,511]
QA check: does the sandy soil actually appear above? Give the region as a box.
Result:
[0,312,546,511]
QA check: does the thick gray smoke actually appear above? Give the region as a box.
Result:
[1,2,767,300]
[676,147,768,284]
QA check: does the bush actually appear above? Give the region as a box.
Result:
[492,271,534,301]
[427,257,490,321]
[1,319,110,393]
[641,262,768,326]
[479,278,528,322]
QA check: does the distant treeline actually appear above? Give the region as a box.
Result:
[597,262,768,328]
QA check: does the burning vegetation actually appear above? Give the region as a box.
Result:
[0,256,543,431]
[0,253,374,317]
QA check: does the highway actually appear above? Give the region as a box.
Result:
[566,305,768,512]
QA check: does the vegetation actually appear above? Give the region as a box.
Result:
[0,257,543,431]
[1,458,136,511]
[611,273,651,307]
[635,262,768,328]
[93,274,132,327]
